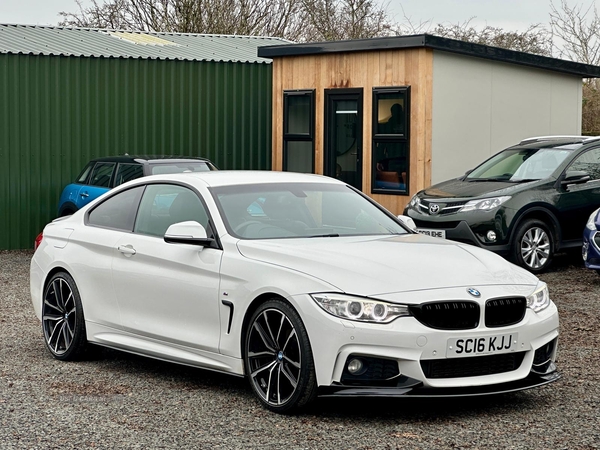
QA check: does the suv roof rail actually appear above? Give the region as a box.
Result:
[519,135,588,145]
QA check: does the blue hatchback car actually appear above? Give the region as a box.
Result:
[583,206,600,274]
[58,156,217,216]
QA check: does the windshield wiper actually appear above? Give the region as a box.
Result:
[467,177,511,182]
[309,233,340,238]
[510,178,539,183]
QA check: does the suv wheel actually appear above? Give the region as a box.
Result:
[512,219,554,273]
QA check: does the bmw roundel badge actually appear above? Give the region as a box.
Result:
[467,288,481,297]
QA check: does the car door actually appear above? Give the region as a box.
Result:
[77,185,145,329]
[76,162,115,209]
[556,147,600,241]
[111,183,223,353]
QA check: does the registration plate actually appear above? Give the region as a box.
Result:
[446,333,518,358]
[417,228,446,238]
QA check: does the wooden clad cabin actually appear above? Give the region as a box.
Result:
[258,34,600,215]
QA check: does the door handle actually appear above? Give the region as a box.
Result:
[80,192,89,198]
[117,245,136,256]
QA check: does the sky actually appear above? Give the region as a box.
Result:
[0,0,597,32]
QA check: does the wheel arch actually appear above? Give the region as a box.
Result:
[41,266,88,318]
[44,266,73,290]
[239,292,290,360]
[509,206,562,251]
[58,202,78,217]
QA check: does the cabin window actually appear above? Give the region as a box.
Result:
[372,87,410,195]
[283,90,315,173]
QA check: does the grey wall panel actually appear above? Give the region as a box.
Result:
[431,51,583,184]
[0,53,272,249]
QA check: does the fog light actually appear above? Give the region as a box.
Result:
[583,242,589,260]
[347,358,364,374]
[486,230,497,242]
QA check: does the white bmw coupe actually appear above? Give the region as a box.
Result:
[31,171,560,413]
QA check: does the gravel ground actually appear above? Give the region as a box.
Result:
[1,250,599,449]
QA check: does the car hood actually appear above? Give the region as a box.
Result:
[422,178,542,199]
[236,234,537,298]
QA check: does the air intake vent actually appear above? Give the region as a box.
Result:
[421,353,525,379]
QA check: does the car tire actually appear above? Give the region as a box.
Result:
[244,299,317,413]
[512,219,554,273]
[42,272,88,361]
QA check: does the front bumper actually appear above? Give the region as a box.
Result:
[403,206,512,255]
[320,368,560,397]
[583,228,600,270]
[292,286,559,397]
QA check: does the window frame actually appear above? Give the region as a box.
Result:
[76,162,95,184]
[133,183,212,238]
[283,90,315,173]
[115,163,144,187]
[371,86,411,196]
[86,185,145,232]
[88,162,117,188]
[566,147,600,182]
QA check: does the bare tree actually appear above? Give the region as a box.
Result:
[431,19,552,56]
[550,0,600,135]
[550,0,600,65]
[59,0,395,41]
[300,0,395,41]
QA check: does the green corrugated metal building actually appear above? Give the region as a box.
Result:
[0,24,285,249]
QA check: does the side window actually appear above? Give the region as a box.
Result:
[283,90,315,173]
[115,164,144,186]
[76,162,94,183]
[569,148,600,181]
[134,184,210,237]
[88,186,144,231]
[372,87,410,195]
[89,162,116,187]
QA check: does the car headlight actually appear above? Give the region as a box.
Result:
[526,283,551,312]
[408,194,421,208]
[586,208,600,231]
[460,196,511,212]
[311,293,410,323]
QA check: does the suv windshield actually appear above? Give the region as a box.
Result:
[212,183,408,239]
[467,147,573,181]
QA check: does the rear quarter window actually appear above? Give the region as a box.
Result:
[88,186,144,231]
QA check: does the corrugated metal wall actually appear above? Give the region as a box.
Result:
[0,54,272,249]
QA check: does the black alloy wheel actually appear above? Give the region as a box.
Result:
[512,219,554,273]
[244,299,317,413]
[42,272,88,360]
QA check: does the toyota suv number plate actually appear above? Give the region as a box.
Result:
[417,228,446,238]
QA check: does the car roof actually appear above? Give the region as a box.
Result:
[89,155,212,164]
[133,170,343,188]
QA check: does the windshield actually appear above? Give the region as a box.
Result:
[212,183,408,239]
[151,162,216,174]
[467,147,573,181]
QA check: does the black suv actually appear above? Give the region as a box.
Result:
[403,136,600,272]
[58,155,217,216]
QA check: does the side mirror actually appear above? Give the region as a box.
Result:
[561,170,591,187]
[397,215,417,232]
[164,221,214,247]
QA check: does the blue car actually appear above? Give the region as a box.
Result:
[583,206,600,274]
[58,156,217,216]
